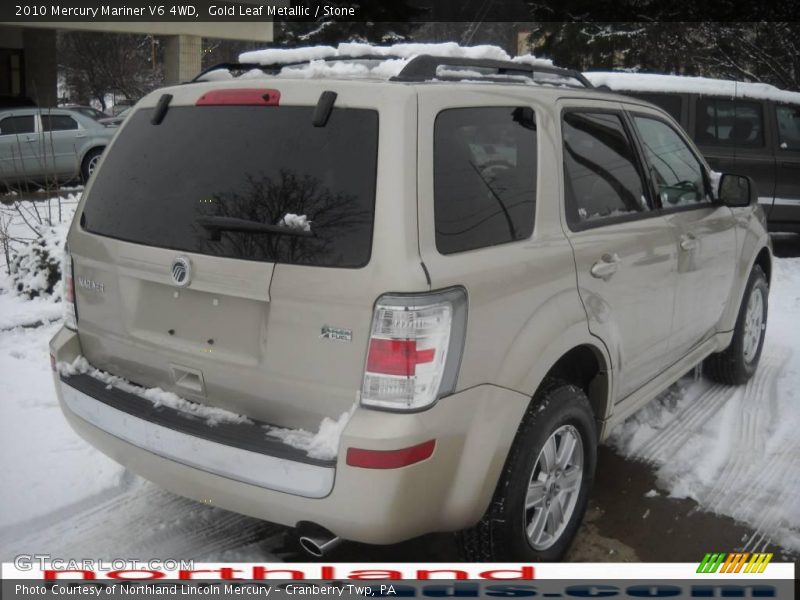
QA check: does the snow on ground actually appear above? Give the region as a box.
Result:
[610,258,800,552]
[0,195,127,529]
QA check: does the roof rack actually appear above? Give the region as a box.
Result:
[391,56,593,88]
[192,55,593,89]
[192,55,404,82]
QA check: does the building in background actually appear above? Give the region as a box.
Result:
[0,17,272,106]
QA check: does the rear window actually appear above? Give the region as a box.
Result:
[82,105,379,268]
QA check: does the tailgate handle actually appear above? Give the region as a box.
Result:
[171,364,205,395]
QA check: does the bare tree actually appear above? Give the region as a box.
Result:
[58,31,163,109]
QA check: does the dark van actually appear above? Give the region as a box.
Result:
[585,72,800,232]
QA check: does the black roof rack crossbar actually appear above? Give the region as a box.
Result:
[391,55,593,88]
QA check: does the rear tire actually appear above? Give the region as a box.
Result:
[704,265,768,385]
[458,378,597,561]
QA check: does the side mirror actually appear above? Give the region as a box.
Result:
[719,173,757,207]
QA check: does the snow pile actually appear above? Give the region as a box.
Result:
[0,322,125,529]
[278,213,311,232]
[228,43,553,82]
[584,72,800,104]
[9,220,70,300]
[57,356,252,427]
[0,197,77,328]
[609,257,800,552]
[265,404,356,461]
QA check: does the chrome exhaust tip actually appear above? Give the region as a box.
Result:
[297,522,341,557]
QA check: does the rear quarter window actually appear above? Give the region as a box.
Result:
[434,106,538,254]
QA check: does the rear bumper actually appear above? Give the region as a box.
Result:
[60,372,334,498]
[50,326,531,545]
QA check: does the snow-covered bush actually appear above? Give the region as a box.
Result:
[9,222,69,300]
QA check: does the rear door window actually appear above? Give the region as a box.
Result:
[81,106,379,268]
[695,98,765,147]
[433,106,537,254]
[0,115,34,135]
[562,111,651,228]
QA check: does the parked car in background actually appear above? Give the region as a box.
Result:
[0,107,115,187]
[61,104,112,121]
[585,72,800,233]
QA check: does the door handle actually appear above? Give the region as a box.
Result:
[590,253,620,280]
[75,133,87,138]
[680,234,698,251]
[24,135,36,142]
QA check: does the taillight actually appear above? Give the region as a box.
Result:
[63,249,77,330]
[361,287,467,411]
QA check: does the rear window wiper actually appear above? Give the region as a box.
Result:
[196,216,314,241]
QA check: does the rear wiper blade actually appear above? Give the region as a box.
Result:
[196,216,314,241]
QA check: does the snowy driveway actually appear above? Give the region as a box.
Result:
[1,219,798,561]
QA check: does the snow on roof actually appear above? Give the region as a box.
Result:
[584,72,800,104]
[229,43,555,82]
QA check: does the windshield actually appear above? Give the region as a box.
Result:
[81,105,379,268]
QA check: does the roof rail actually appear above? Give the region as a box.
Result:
[391,55,593,88]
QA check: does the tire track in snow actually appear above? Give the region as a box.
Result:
[0,475,284,561]
[632,383,731,464]
[702,352,784,514]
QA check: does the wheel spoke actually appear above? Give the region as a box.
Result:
[527,507,548,545]
[525,481,546,509]
[540,436,557,474]
[556,431,578,469]
[547,496,565,531]
[559,466,582,492]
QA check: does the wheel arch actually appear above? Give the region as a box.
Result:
[514,322,613,421]
[718,240,772,334]
[80,145,106,165]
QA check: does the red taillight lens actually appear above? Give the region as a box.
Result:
[65,272,75,304]
[365,339,435,377]
[63,250,77,330]
[346,440,436,469]
[196,89,280,106]
[360,288,467,411]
